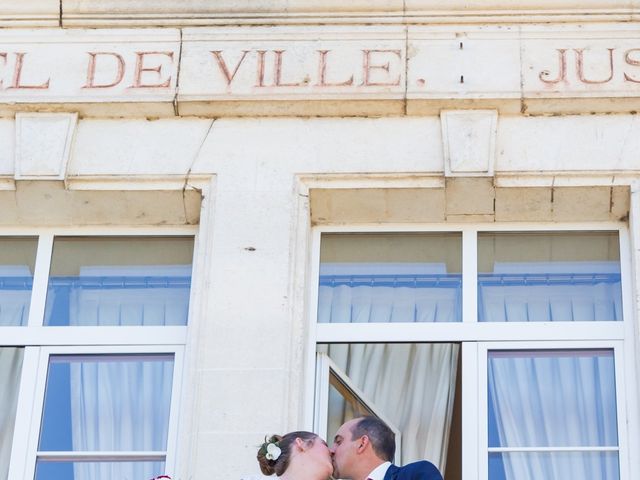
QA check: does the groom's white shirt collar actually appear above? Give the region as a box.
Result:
[366,461,392,480]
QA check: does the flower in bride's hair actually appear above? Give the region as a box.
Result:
[265,442,282,461]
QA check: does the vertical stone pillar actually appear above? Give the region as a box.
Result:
[186,149,302,479]
[630,181,640,339]
[627,180,640,461]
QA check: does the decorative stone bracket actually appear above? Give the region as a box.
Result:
[14,112,78,180]
[441,110,497,177]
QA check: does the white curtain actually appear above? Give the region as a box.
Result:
[480,283,621,322]
[69,288,189,326]
[479,261,622,322]
[0,348,23,480]
[488,350,619,480]
[319,285,459,323]
[68,265,191,326]
[318,263,459,324]
[0,266,33,326]
[69,356,173,480]
[0,291,31,326]
[326,343,458,471]
[318,270,459,471]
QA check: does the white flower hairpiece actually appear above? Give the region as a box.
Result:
[265,442,282,461]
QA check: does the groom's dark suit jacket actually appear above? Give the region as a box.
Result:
[383,461,443,480]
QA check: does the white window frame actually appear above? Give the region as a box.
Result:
[314,352,403,459]
[1,226,197,480]
[476,340,629,480]
[15,345,185,480]
[305,222,638,480]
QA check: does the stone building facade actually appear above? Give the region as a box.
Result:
[0,2,639,480]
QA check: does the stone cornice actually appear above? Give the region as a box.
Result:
[1,1,638,28]
[0,25,638,117]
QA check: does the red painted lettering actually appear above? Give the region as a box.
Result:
[256,50,267,87]
[575,48,614,84]
[211,50,249,86]
[539,49,567,84]
[83,52,125,89]
[273,50,305,87]
[8,52,50,90]
[361,50,401,87]
[316,50,354,87]
[624,48,640,84]
[131,51,174,88]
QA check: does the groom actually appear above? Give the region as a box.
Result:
[329,416,443,480]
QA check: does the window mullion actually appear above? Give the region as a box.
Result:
[462,228,477,324]
[8,347,45,480]
[618,226,639,480]
[164,346,185,477]
[26,234,53,327]
[488,446,620,452]
[613,342,631,480]
[35,451,167,461]
[462,342,480,480]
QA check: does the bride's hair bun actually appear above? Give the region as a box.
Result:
[257,434,283,476]
[256,431,318,476]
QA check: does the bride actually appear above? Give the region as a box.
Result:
[257,431,334,479]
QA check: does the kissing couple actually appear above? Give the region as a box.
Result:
[257,416,443,480]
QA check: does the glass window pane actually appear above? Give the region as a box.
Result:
[327,369,375,440]
[319,233,462,323]
[488,349,619,480]
[478,232,622,322]
[320,342,459,469]
[0,237,37,326]
[38,354,174,453]
[44,237,194,326]
[489,452,619,480]
[35,460,166,480]
[0,347,24,480]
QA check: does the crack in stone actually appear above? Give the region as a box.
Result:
[181,118,216,223]
[174,28,184,116]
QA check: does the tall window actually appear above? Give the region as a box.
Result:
[486,348,620,479]
[0,347,23,480]
[1,230,195,480]
[312,225,633,480]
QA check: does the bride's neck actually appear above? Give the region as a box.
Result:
[280,463,327,480]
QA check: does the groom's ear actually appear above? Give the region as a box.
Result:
[356,435,370,453]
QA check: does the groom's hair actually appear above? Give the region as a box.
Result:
[351,416,395,462]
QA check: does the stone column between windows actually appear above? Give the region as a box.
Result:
[188,163,301,479]
[629,180,640,405]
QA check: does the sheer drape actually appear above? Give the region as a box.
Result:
[319,265,459,470]
[318,263,460,324]
[65,265,191,326]
[479,262,622,322]
[0,348,23,480]
[326,343,458,470]
[69,357,173,480]
[0,290,31,325]
[69,287,189,326]
[488,350,619,480]
[319,285,459,323]
[0,266,33,326]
